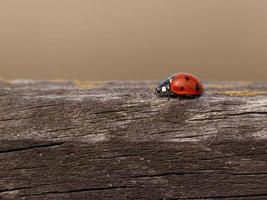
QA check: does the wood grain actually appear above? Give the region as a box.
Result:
[0,80,266,200]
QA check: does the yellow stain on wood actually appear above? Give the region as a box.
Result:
[74,80,105,89]
[148,85,156,90]
[50,79,69,83]
[207,84,235,89]
[218,90,266,97]
[207,82,251,89]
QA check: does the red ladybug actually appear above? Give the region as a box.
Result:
[155,73,203,97]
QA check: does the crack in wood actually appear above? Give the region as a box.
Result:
[0,142,64,154]
[18,186,137,198]
[228,111,267,116]
[130,171,201,179]
[199,152,267,161]
[231,172,267,176]
[183,193,267,199]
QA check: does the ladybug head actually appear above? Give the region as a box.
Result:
[155,78,171,96]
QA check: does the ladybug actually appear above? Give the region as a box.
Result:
[155,72,203,97]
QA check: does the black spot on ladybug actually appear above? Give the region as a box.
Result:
[195,84,200,91]
[185,76,190,81]
[180,86,184,91]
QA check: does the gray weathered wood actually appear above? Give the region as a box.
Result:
[0,80,267,200]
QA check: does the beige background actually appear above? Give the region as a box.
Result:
[0,0,267,81]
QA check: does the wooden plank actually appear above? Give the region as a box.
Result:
[0,80,266,200]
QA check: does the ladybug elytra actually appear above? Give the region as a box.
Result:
[155,73,203,97]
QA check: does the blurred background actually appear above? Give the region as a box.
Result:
[0,0,267,81]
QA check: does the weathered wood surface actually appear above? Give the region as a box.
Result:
[0,80,267,200]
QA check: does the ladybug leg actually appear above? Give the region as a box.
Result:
[167,90,175,100]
